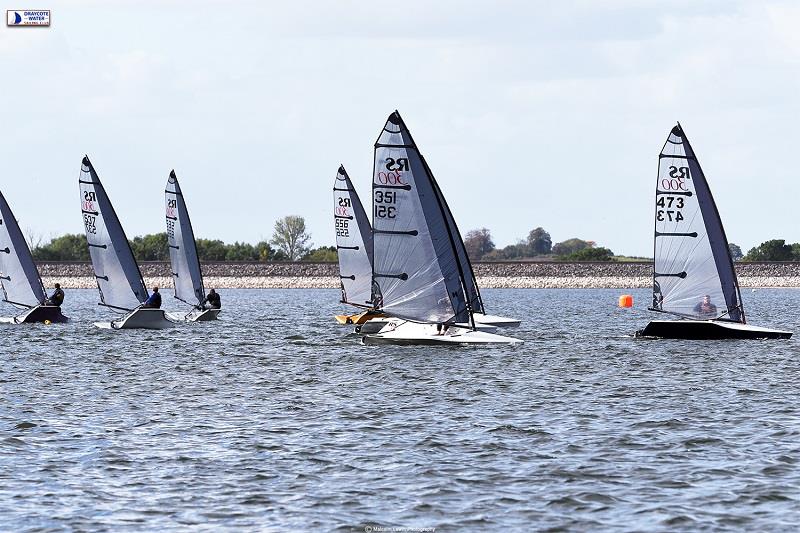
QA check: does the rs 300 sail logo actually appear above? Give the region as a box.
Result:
[6,10,50,26]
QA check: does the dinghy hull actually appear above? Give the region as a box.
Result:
[0,305,68,324]
[355,316,503,335]
[188,308,220,322]
[472,312,521,328]
[95,307,176,330]
[335,310,386,325]
[362,320,522,345]
[636,320,792,340]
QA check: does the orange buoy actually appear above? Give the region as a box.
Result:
[618,294,633,308]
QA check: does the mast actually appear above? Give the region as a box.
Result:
[166,170,206,307]
[679,124,745,324]
[334,165,373,308]
[650,125,744,323]
[371,110,474,327]
[0,191,47,308]
[79,155,149,310]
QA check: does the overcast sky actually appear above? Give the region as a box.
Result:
[1,0,799,256]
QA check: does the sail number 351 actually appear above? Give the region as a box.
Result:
[374,190,397,219]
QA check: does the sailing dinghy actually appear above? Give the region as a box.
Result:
[636,125,790,339]
[0,191,67,324]
[79,156,175,329]
[361,111,521,345]
[333,160,517,332]
[165,170,219,322]
[332,165,386,325]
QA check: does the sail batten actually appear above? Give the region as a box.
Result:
[0,192,46,308]
[334,165,374,307]
[651,125,744,323]
[165,171,205,307]
[79,156,148,310]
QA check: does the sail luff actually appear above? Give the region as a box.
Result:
[0,192,46,307]
[334,165,373,307]
[79,156,149,310]
[165,170,205,307]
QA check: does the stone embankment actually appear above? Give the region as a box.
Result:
[37,261,800,289]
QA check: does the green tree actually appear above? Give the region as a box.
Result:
[195,239,228,261]
[464,228,495,260]
[744,239,794,261]
[270,215,312,261]
[303,246,338,261]
[483,242,528,260]
[255,241,276,261]
[527,227,552,255]
[32,234,90,261]
[561,247,615,261]
[130,233,169,261]
[728,243,744,262]
[552,238,591,256]
[224,241,257,260]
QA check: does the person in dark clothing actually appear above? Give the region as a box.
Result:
[47,283,64,306]
[200,288,221,310]
[693,294,717,318]
[142,287,162,309]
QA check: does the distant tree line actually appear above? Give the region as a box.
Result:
[464,227,616,261]
[31,215,338,262]
[736,239,800,261]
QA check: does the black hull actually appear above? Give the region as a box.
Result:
[636,320,791,340]
[20,305,69,324]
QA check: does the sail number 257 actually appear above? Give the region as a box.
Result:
[656,195,684,222]
[374,190,397,219]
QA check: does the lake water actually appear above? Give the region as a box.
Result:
[1,288,799,531]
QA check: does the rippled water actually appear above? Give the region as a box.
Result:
[1,288,799,531]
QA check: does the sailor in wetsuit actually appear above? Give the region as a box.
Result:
[47,283,64,306]
[142,287,162,308]
[199,288,221,310]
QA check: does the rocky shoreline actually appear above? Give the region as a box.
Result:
[36,261,800,289]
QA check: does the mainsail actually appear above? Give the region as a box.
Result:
[165,170,205,307]
[0,192,46,307]
[79,156,149,310]
[371,111,473,325]
[651,124,744,323]
[334,165,373,307]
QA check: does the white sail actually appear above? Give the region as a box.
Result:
[371,111,472,325]
[651,125,744,322]
[334,165,373,307]
[165,170,205,307]
[0,192,46,308]
[79,156,149,311]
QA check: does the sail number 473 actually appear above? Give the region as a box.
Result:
[656,195,684,222]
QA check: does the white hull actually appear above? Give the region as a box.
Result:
[362,319,523,345]
[166,308,221,322]
[356,316,502,335]
[94,307,176,330]
[473,312,521,328]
